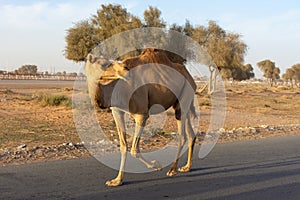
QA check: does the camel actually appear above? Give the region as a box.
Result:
[84,48,197,186]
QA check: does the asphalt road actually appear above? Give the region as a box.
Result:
[1,135,300,200]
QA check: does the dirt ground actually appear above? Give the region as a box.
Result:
[0,81,299,166]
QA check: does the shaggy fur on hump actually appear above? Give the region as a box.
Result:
[120,48,197,117]
[122,48,173,69]
[121,48,196,91]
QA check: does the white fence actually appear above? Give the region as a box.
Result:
[0,74,86,81]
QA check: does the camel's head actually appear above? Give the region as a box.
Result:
[84,54,129,108]
[84,54,111,108]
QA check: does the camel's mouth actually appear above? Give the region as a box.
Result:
[98,78,117,85]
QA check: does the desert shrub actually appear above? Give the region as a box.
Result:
[2,89,14,94]
[63,87,73,91]
[199,98,211,107]
[37,93,72,107]
[199,101,211,107]
[276,85,290,90]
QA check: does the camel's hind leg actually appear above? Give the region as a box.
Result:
[106,109,127,187]
[167,115,187,177]
[130,114,162,171]
[178,113,196,173]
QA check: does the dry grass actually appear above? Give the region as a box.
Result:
[0,83,299,155]
[36,93,72,107]
[0,88,78,150]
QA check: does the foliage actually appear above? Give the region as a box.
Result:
[220,68,232,81]
[257,59,280,86]
[282,63,300,87]
[203,23,247,71]
[91,4,142,41]
[64,3,249,88]
[190,21,248,92]
[15,65,38,75]
[167,20,195,64]
[65,4,168,61]
[65,20,99,62]
[92,4,142,60]
[232,64,254,81]
[143,6,166,28]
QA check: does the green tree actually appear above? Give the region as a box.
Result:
[231,64,254,81]
[291,64,300,87]
[243,63,255,79]
[170,23,184,33]
[143,6,166,28]
[207,32,247,72]
[64,4,248,94]
[220,68,232,81]
[169,20,248,93]
[283,64,300,87]
[190,24,207,45]
[282,68,295,87]
[15,65,38,75]
[182,20,194,37]
[92,4,142,40]
[168,23,189,64]
[65,4,143,62]
[69,72,78,77]
[257,59,280,86]
[141,6,172,63]
[191,21,247,93]
[65,20,99,62]
[93,4,143,59]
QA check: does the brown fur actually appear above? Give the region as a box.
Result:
[84,49,197,187]
[121,48,196,89]
[120,48,197,117]
[122,48,173,68]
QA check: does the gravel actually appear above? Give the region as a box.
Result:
[1,124,299,166]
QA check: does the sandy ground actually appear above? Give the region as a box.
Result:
[0,80,299,166]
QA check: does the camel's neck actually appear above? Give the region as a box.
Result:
[98,79,118,108]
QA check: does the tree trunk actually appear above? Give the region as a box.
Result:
[213,68,217,92]
[208,66,213,94]
[208,65,217,95]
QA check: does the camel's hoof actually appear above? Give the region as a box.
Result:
[105,179,122,187]
[130,149,138,158]
[178,165,191,173]
[150,160,162,171]
[167,169,178,177]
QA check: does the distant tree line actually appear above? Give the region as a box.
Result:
[15,64,38,75]
[254,59,300,87]
[282,64,300,87]
[0,65,84,80]
[64,4,254,93]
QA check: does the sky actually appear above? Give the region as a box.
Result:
[0,0,300,77]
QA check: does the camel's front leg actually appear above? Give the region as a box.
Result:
[106,109,127,187]
[131,114,162,171]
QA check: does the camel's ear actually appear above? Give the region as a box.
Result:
[87,54,96,63]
